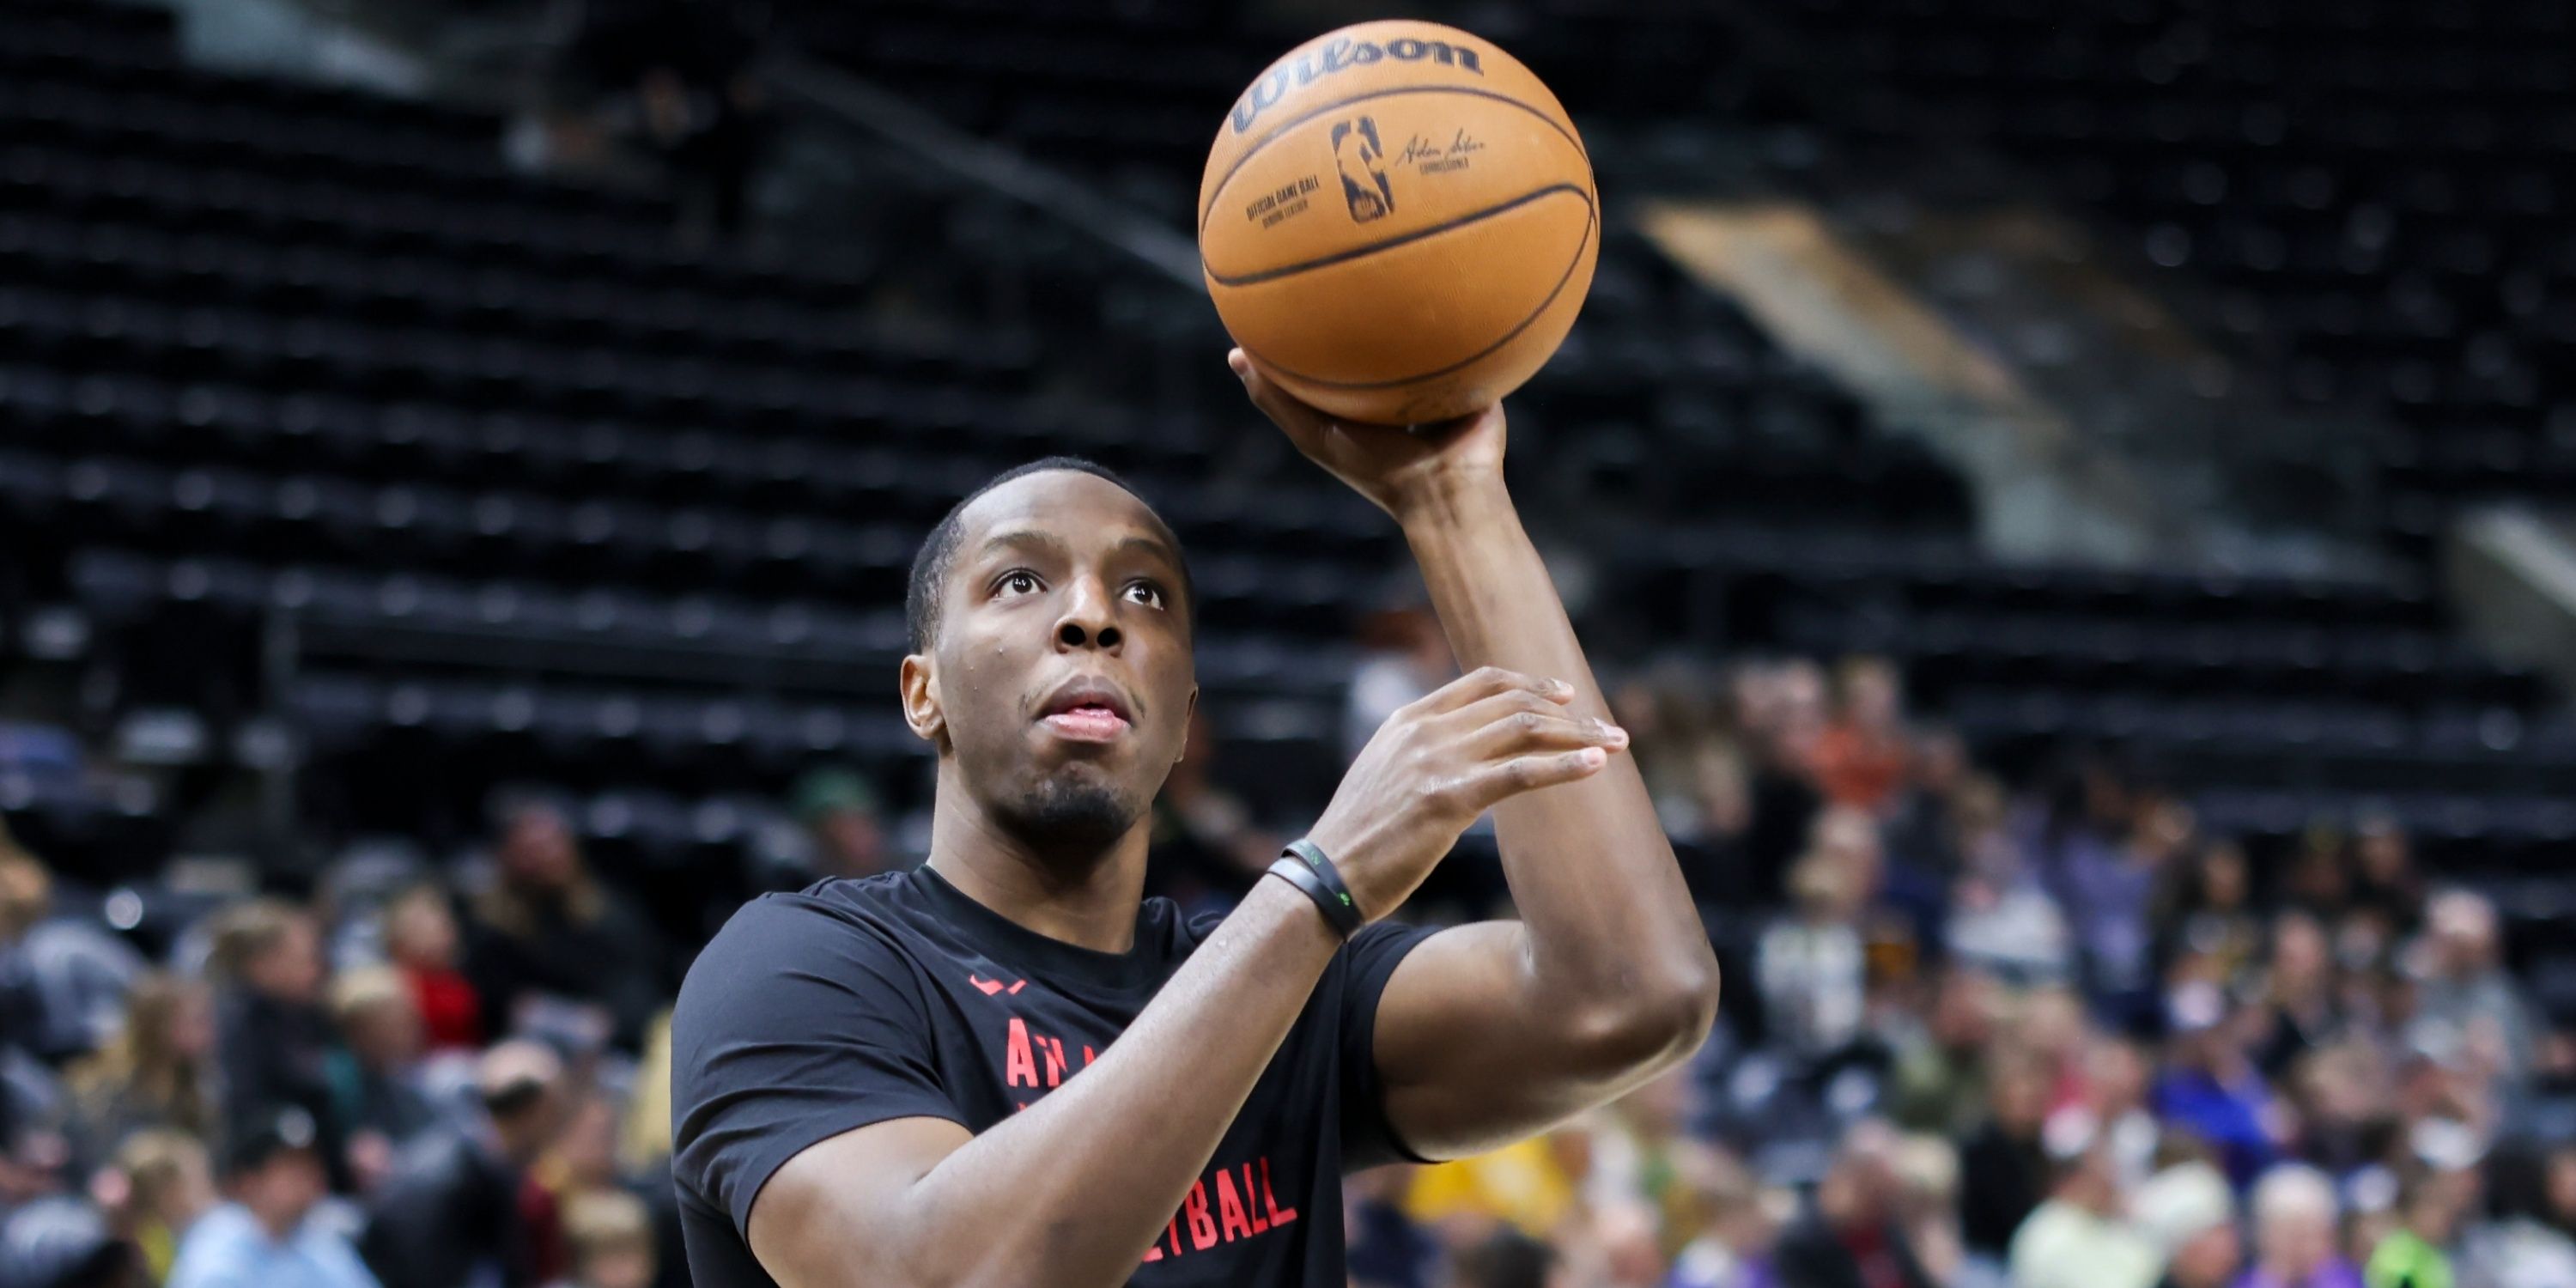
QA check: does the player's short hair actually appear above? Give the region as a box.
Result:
[904,456,1192,653]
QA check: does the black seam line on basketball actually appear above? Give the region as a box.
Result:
[1236,209,1595,393]
[1199,84,1589,235]
[1204,184,1589,289]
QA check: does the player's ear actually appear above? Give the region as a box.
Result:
[899,653,946,747]
[1176,686,1199,768]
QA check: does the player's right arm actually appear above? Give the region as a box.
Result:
[704,668,1622,1288]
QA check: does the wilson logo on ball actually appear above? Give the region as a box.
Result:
[1330,118,1394,223]
[1229,35,1486,136]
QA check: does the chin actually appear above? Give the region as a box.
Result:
[1003,770,1143,852]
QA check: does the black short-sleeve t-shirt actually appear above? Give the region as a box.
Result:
[669,867,1437,1288]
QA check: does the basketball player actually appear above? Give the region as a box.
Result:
[669,353,1722,1288]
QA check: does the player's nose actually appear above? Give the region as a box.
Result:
[1051,574,1121,653]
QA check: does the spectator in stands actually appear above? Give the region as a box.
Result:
[787,769,895,884]
[1585,1200,1673,1288]
[0,847,37,1065]
[2017,986,2092,1109]
[2278,832,2352,919]
[0,1073,58,1214]
[1679,739,1759,908]
[2083,1035,2163,1192]
[2133,1162,2239,1288]
[106,1128,216,1285]
[1344,1165,1439,1288]
[1773,1121,1933,1288]
[1944,778,2072,984]
[2008,1110,2159,1288]
[526,1088,634,1285]
[1755,827,1871,1062]
[0,1195,143,1288]
[1889,965,2000,1139]
[1628,665,1772,907]
[167,1106,378,1288]
[1615,668,1716,837]
[2154,982,2281,1188]
[1959,1046,2054,1260]
[208,900,346,1190]
[381,885,482,1054]
[1730,659,1826,904]
[2074,791,2196,1020]
[1579,1066,1699,1223]
[613,1014,672,1182]
[551,1189,656,1288]
[1809,656,1911,817]
[2364,1156,2477,1288]
[1449,1227,1565,1288]
[2025,758,2140,994]
[1889,1134,1968,1287]
[64,973,217,1170]
[360,1040,563,1288]
[1145,710,1274,910]
[2456,1146,2576,1288]
[2256,914,2348,1079]
[1343,592,1455,762]
[1883,727,1971,879]
[2287,1042,2395,1182]
[1618,666,1762,905]
[2343,816,2423,941]
[1665,1149,1780,1288]
[2242,1165,2362,1288]
[323,966,437,1193]
[2411,890,2535,1086]
[0,844,143,1064]
[464,801,663,1051]
[2157,841,2266,990]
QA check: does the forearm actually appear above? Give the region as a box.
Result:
[888,879,1340,1288]
[1400,477,1716,1036]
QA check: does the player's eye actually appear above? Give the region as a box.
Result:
[994,570,1042,598]
[1123,580,1167,611]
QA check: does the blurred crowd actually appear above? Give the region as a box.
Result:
[1331,635,2576,1288]
[3,625,2574,1288]
[0,799,702,1288]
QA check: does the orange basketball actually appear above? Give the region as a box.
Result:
[1199,21,1598,425]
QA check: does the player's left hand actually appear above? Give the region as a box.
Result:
[1230,348,1504,520]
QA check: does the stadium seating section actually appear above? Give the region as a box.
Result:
[0,0,2569,949]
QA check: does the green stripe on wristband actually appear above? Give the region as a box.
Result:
[1269,837,1363,938]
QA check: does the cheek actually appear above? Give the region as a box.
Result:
[939,641,1028,751]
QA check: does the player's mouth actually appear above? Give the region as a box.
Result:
[1037,677,1133,744]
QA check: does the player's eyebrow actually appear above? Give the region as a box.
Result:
[1109,532,1184,574]
[972,528,1072,564]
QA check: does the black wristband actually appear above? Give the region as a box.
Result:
[1267,838,1363,939]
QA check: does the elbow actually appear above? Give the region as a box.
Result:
[1558,958,1722,1077]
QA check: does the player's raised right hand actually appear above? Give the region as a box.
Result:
[1306,665,1625,920]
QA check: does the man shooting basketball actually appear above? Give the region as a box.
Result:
[670,355,1722,1288]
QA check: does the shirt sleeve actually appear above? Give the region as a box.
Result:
[1335,919,1442,1172]
[669,896,964,1239]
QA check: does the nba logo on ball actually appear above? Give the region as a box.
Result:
[1330,118,1394,223]
[1200,20,1598,424]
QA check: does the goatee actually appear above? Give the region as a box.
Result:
[1003,775,1138,855]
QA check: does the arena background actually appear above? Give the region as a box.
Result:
[4,0,2576,1285]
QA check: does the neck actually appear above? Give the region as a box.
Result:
[247,1202,301,1242]
[926,771,1151,954]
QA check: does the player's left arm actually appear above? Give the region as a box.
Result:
[1233,353,1722,1160]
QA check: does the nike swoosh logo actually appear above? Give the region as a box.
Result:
[969,975,1027,996]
